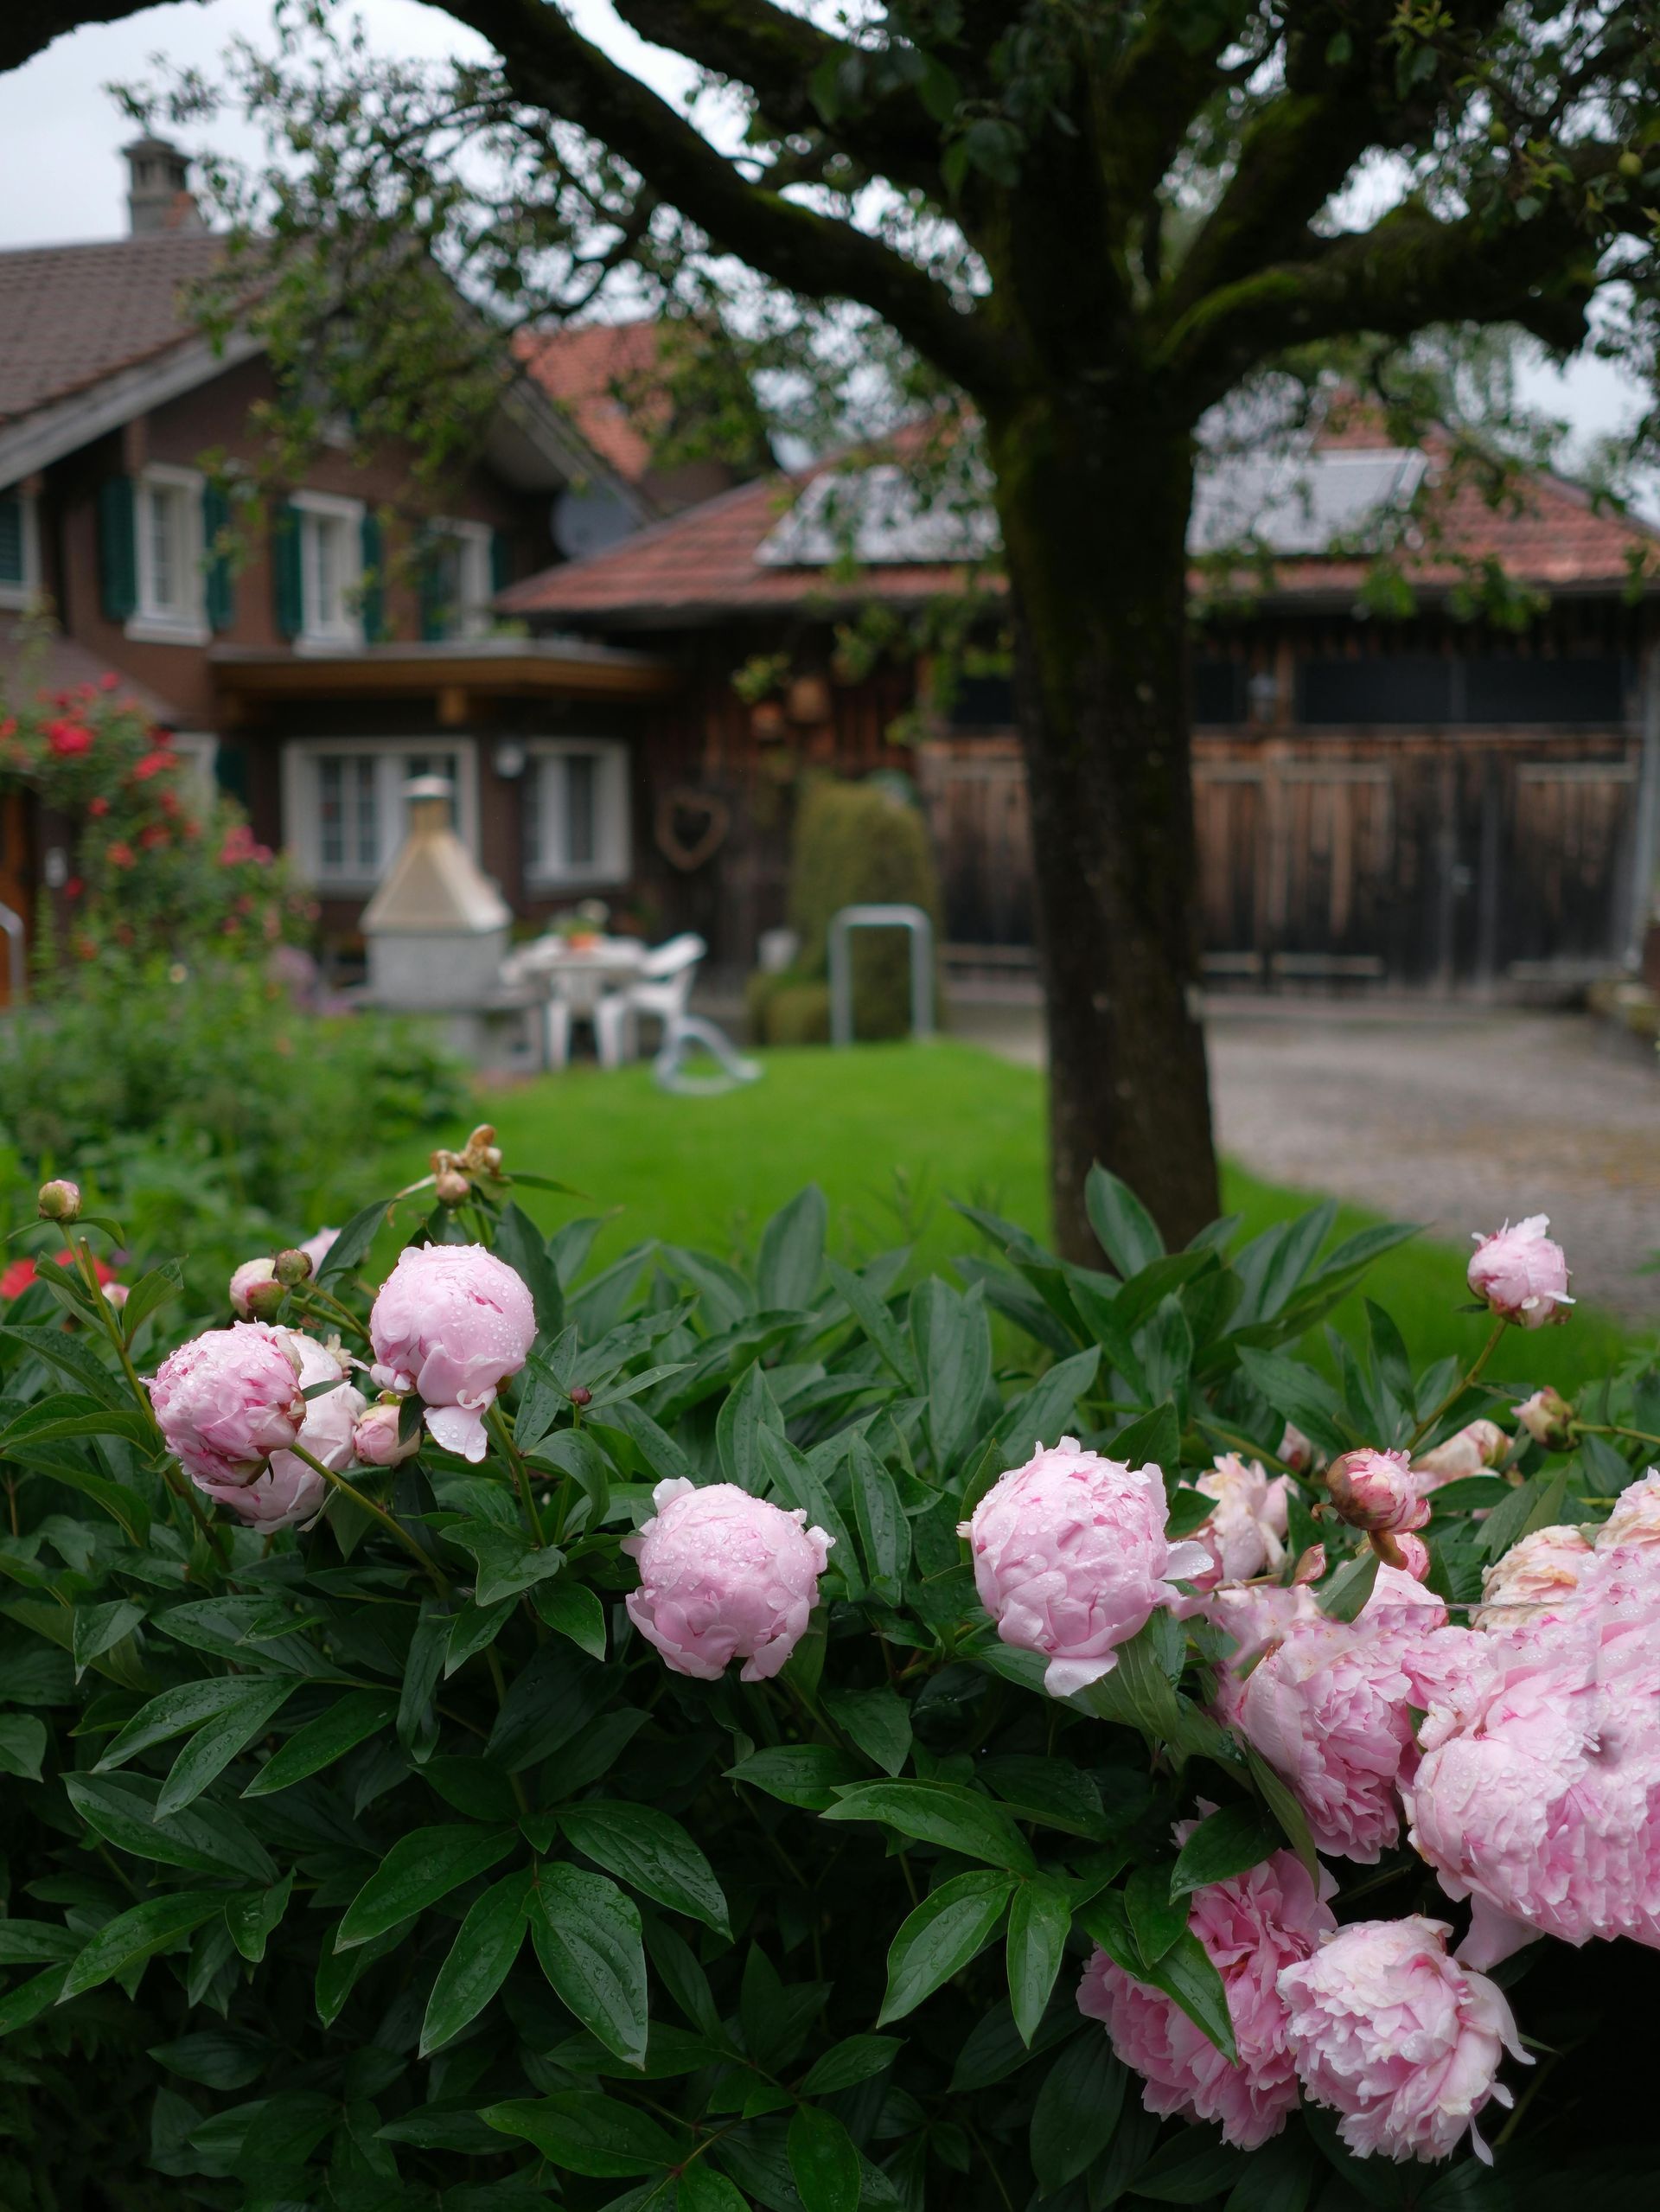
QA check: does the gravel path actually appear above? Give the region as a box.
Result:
[951,997,1660,1321]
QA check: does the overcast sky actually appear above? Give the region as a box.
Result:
[0,0,1649,472]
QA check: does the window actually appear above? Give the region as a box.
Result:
[283,739,477,889]
[169,732,220,805]
[0,486,41,610]
[523,741,630,890]
[423,519,494,640]
[292,492,364,646]
[1296,653,1631,727]
[129,466,206,642]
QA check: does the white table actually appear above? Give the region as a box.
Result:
[507,936,649,1066]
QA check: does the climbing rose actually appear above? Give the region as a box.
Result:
[622,1479,832,1682]
[369,1242,537,1462]
[1405,1601,1660,1966]
[1472,1525,1591,1632]
[961,1438,1210,1697]
[1182,1454,1291,1589]
[353,1401,420,1468]
[1467,1216,1572,1329]
[1516,1386,1574,1450]
[229,1256,282,1320]
[1078,1829,1337,2148]
[1326,1448,1428,1535]
[150,1322,308,1489]
[1279,1917,1526,2164]
[1413,1419,1508,1489]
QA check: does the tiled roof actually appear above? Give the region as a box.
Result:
[502,422,1660,626]
[512,321,670,484]
[0,233,226,429]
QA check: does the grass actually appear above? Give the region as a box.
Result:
[380,1039,1634,1396]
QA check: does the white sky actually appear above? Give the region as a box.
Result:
[0,0,1650,473]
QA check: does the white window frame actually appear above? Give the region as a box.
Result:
[291,489,365,649]
[0,485,42,611]
[129,463,208,644]
[282,737,480,892]
[169,731,220,804]
[522,738,631,892]
[429,517,495,640]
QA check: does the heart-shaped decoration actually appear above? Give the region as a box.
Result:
[654,787,731,872]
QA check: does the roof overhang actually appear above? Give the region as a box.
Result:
[0,329,265,486]
[208,636,680,702]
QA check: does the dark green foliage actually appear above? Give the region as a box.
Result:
[0,1141,1648,2209]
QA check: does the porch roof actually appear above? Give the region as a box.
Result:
[208,636,680,704]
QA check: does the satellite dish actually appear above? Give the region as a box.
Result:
[551,486,638,561]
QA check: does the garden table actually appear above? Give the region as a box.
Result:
[507,935,649,1067]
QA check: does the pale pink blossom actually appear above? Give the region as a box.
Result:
[1181,1454,1291,1589]
[622,1479,831,1682]
[194,1452,325,1531]
[1390,1532,1432,1583]
[1407,1604,1660,1966]
[1594,1468,1660,1552]
[1516,1386,1574,1450]
[150,1321,308,1490]
[353,1400,420,1468]
[1413,1419,1508,1491]
[1468,1216,1573,1329]
[1205,1582,1320,1688]
[102,1282,129,1313]
[1077,1827,1337,2149]
[1472,1525,1591,1632]
[1278,1422,1319,1476]
[960,1438,1210,1697]
[188,1330,362,1531]
[300,1226,340,1272]
[1279,1917,1526,2163]
[228,1256,281,1320]
[368,1242,537,1462]
[1327,1448,1428,1536]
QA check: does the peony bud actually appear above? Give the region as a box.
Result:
[1291,1542,1327,1585]
[1389,1531,1432,1583]
[1326,1448,1428,1536]
[483,1147,503,1174]
[1516,1385,1574,1451]
[353,1400,421,1467]
[1413,1419,1508,1488]
[468,1123,496,1154]
[568,1384,592,1408]
[229,1256,277,1319]
[1468,1216,1573,1329]
[37,1179,81,1223]
[434,1168,470,1206]
[102,1282,129,1312]
[273,1247,314,1288]
[1278,1422,1320,1475]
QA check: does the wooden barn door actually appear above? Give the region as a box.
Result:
[916,738,1033,953]
[1494,754,1639,982]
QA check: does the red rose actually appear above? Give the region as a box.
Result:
[47,719,93,757]
[87,796,110,817]
[105,841,135,868]
[138,823,169,850]
[131,749,178,782]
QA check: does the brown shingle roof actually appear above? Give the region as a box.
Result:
[0,232,226,430]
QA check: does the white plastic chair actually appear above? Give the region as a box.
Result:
[594,933,706,1070]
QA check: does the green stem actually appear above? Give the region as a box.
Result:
[1191,1416,1299,1478]
[1408,1319,1507,1451]
[288,1442,447,1595]
[292,1283,371,1346]
[488,1403,547,1547]
[1577,1422,1660,1451]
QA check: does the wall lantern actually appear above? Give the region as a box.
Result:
[493,740,527,780]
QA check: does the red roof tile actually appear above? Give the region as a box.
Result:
[512,321,673,485]
[0,232,227,430]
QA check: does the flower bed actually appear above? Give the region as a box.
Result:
[0,1154,1652,2207]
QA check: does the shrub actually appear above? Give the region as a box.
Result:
[0,1153,1653,2209]
[750,776,942,1045]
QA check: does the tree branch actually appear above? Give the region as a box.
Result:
[428,0,1007,398]
[1,0,171,74]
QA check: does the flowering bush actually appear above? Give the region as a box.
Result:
[0,666,312,957]
[0,1158,1655,2207]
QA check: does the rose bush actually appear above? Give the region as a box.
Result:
[0,1158,1654,2209]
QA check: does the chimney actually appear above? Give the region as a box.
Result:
[123,136,206,237]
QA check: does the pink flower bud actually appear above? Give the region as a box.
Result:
[1412,1419,1508,1487]
[434,1168,470,1206]
[353,1401,420,1468]
[1278,1422,1320,1475]
[622,1478,832,1681]
[960,1437,1211,1697]
[189,1328,365,1531]
[1292,1542,1327,1585]
[102,1282,129,1312]
[273,1247,313,1288]
[1389,1531,1432,1583]
[229,1257,278,1319]
[1278,1918,1527,2163]
[368,1242,536,1463]
[150,1321,309,1489]
[1326,1448,1428,1536]
[1516,1386,1574,1451]
[36,1179,80,1223]
[568,1384,592,1408]
[1468,1216,1573,1329]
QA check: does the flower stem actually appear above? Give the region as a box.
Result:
[1577,1422,1660,1451]
[292,1283,371,1346]
[487,1403,546,1547]
[1408,1319,1507,1452]
[289,1442,447,1594]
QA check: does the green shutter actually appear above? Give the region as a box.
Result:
[0,492,23,588]
[271,501,303,641]
[202,483,234,633]
[489,527,511,598]
[359,509,386,642]
[98,476,137,623]
[418,532,446,643]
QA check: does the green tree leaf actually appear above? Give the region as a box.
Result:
[529,1862,649,2067]
[61,1891,226,1998]
[241,1690,396,1797]
[1085,1165,1165,1277]
[419,1867,533,2055]
[846,1432,910,1598]
[336,1823,516,1949]
[801,2035,903,2095]
[788,2103,861,2212]
[557,1800,730,1935]
[0,1713,46,1782]
[314,1196,390,1285]
[757,1185,827,1312]
[66,1772,276,1885]
[1006,1876,1072,2045]
[822,1684,911,1777]
[155,1680,297,1817]
[534,1576,609,1659]
[728,1744,864,1811]
[878,1869,1017,2026]
[823,1780,1037,1873]
[1030,2030,1126,2191]
[1172,1803,1280,1896]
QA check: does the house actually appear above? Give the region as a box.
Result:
[0,138,679,972]
[496,408,1660,996]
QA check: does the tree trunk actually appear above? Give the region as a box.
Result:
[984,398,1219,1262]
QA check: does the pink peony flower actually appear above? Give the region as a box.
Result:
[960,1438,1211,1697]
[1412,1419,1508,1491]
[194,1451,325,1531]
[368,1242,537,1462]
[1205,1582,1319,1685]
[1226,1601,1478,1862]
[178,1330,360,1530]
[1472,1525,1591,1632]
[1077,1827,1338,2149]
[1516,1386,1574,1450]
[1594,1468,1660,1552]
[1181,1454,1291,1589]
[1406,1603,1660,1965]
[1327,1448,1428,1535]
[622,1478,831,1682]
[1390,1532,1432,1583]
[1468,1216,1572,1329]
[150,1322,308,1489]
[1278,1422,1320,1475]
[229,1256,281,1320]
[1278,1917,1526,2164]
[353,1400,420,1468]
[299,1225,340,1273]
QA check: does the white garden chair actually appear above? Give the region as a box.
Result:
[594,933,706,1070]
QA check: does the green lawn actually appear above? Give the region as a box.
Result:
[380,1039,1633,1394]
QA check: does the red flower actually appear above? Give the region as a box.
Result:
[47,719,93,757]
[0,718,15,741]
[99,671,119,690]
[65,877,83,899]
[130,749,178,782]
[137,823,169,850]
[0,1251,114,1300]
[219,823,257,866]
[182,815,201,840]
[105,841,136,868]
[158,789,180,816]
[87,795,110,817]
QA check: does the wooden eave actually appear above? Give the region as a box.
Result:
[208,640,680,703]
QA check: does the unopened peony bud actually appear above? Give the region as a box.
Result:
[273,1247,313,1288]
[1278,1422,1319,1475]
[1388,1531,1433,1583]
[468,1123,496,1154]
[353,1400,420,1467]
[1468,1216,1573,1329]
[37,1179,80,1223]
[434,1168,470,1206]
[1326,1448,1428,1536]
[1291,1543,1327,1585]
[102,1282,129,1312]
[1414,1419,1508,1488]
[568,1384,592,1408]
[229,1257,282,1320]
[482,1147,503,1174]
[1516,1385,1574,1451]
